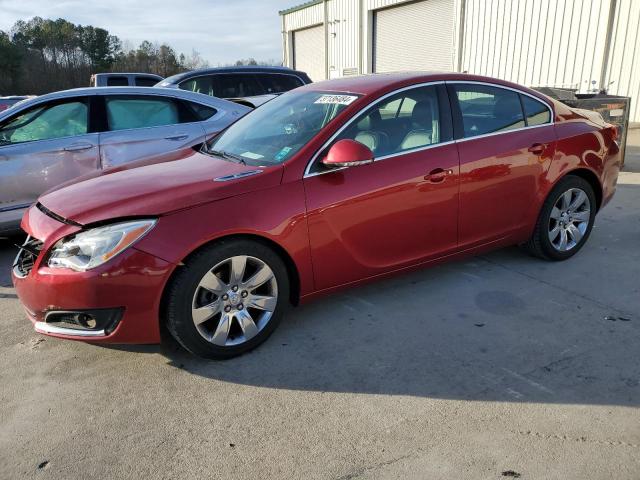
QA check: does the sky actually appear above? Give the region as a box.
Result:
[0,0,297,65]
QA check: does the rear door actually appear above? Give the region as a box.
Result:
[98,94,206,168]
[448,82,556,247]
[0,97,98,221]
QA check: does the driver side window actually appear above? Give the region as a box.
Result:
[0,99,88,144]
[331,85,445,159]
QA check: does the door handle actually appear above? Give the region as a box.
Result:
[164,134,189,141]
[424,168,453,183]
[63,143,94,152]
[528,143,546,155]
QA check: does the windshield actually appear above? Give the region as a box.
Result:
[204,91,360,165]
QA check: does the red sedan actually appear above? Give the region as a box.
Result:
[13,73,621,358]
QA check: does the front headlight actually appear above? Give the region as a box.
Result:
[48,219,157,271]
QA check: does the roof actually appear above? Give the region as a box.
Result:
[159,66,306,86]
[296,72,555,103]
[93,72,163,78]
[0,86,250,121]
[279,0,322,15]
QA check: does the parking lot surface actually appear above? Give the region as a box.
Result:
[1,131,639,479]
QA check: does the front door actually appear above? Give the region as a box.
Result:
[303,84,460,290]
[0,97,98,225]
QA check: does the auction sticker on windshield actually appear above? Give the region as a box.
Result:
[314,94,358,105]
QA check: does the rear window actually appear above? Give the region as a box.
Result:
[106,96,180,130]
[257,74,304,94]
[522,95,551,126]
[106,76,129,87]
[135,77,158,87]
[187,102,217,121]
[454,84,525,138]
[180,74,264,98]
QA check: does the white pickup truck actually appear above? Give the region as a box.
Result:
[90,73,164,87]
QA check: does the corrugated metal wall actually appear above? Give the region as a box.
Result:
[372,0,456,72]
[281,0,639,120]
[282,2,325,78]
[605,0,640,121]
[460,0,611,92]
[326,0,361,78]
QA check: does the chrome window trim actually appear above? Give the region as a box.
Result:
[446,80,555,126]
[455,122,552,144]
[304,140,458,178]
[302,79,555,179]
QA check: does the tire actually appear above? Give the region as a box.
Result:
[521,175,597,261]
[164,239,290,359]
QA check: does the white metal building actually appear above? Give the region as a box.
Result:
[279,0,640,121]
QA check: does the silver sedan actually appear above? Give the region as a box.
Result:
[0,87,250,234]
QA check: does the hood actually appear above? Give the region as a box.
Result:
[38,149,283,226]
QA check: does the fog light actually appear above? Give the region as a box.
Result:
[77,314,97,329]
[44,308,123,334]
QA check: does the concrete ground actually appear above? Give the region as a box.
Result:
[0,131,639,480]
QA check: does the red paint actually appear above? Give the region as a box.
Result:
[323,139,374,166]
[13,73,621,345]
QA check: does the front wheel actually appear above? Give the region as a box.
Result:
[522,175,597,261]
[164,239,290,359]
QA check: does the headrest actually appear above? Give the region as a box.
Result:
[411,100,433,128]
[357,109,382,130]
[493,95,521,119]
[357,115,372,130]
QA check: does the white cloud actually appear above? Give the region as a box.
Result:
[0,0,295,65]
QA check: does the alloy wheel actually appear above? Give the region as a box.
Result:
[191,255,278,346]
[548,187,591,252]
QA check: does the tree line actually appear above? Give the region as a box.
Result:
[0,17,211,95]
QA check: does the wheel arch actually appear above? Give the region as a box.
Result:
[160,233,302,315]
[562,168,603,211]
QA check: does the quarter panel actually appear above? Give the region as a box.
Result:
[548,120,620,207]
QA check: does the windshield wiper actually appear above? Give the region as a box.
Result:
[208,149,246,165]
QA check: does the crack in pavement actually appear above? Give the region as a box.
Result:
[335,453,416,480]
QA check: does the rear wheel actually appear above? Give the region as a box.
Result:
[165,239,290,359]
[522,175,596,261]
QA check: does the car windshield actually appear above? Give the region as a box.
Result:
[203,91,360,165]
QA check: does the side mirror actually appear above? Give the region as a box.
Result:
[321,139,374,168]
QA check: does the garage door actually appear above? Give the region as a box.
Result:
[293,25,325,81]
[373,0,455,73]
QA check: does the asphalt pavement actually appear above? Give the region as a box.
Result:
[0,131,638,479]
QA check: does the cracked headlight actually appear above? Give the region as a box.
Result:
[48,219,157,271]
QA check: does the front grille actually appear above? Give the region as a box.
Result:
[13,236,44,277]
